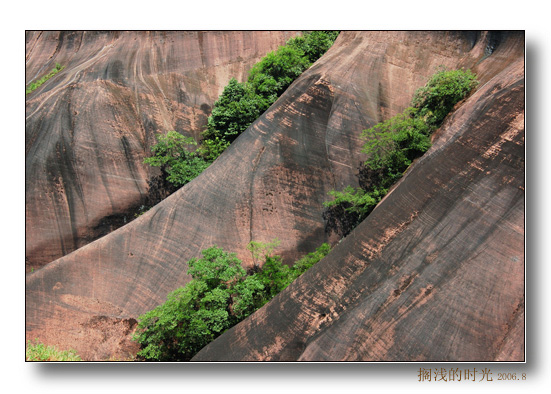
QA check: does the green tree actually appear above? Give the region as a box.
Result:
[361,108,432,188]
[254,255,292,298]
[202,78,264,146]
[231,274,266,319]
[133,242,331,361]
[246,239,291,298]
[133,247,246,361]
[248,239,331,298]
[323,68,478,238]
[412,67,478,126]
[288,31,340,64]
[144,130,210,187]
[187,246,246,289]
[248,45,311,104]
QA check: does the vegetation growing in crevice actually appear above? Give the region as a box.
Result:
[200,31,339,161]
[144,31,340,188]
[26,339,81,361]
[143,130,210,188]
[323,68,478,238]
[132,241,331,361]
[26,63,65,95]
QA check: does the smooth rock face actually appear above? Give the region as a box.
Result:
[25,30,299,270]
[26,31,524,361]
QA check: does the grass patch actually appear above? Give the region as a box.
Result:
[26,339,81,361]
[26,63,65,95]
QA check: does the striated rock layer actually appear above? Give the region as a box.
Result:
[193,55,525,361]
[26,31,524,361]
[25,30,299,269]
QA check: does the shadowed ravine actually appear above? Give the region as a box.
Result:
[26,31,524,361]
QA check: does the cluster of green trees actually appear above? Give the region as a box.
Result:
[143,131,210,187]
[323,68,478,237]
[201,31,339,161]
[134,34,339,361]
[132,240,331,361]
[26,63,64,95]
[145,31,340,186]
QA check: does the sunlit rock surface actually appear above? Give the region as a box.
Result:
[26,31,524,361]
[194,54,525,361]
[25,30,299,269]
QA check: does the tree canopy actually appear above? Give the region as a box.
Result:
[143,130,210,188]
[144,32,340,187]
[323,68,478,238]
[133,242,331,361]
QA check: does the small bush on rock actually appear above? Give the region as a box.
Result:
[323,68,478,238]
[412,67,478,127]
[144,130,210,188]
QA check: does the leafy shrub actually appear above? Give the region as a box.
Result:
[248,45,311,105]
[199,31,339,161]
[26,339,81,361]
[133,242,331,361]
[322,186,382,237]
[197,137,231,163]
[412,67,478,126]
[360,108,432,189]
[287,31,340,64]
[289,242,331,280]
[323,68,478,238]
[26,63,65,95]
[133,247,247,361]
[254,255,292,298]
[202,78,265,145]
[144,131,210,187]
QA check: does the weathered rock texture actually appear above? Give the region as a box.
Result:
[193,55,525,362]
[26,31,524,361]
[25,30,299,270]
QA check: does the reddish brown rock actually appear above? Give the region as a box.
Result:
[25,30,299,270]
[193,55,525,362]
[26,31,524,361]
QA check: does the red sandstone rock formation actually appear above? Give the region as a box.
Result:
[193,54,525,362]
[25,31,524,361]
[25,30,299,270]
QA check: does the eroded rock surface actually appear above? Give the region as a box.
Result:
[193,54,525,361]
[25,30,299,269]
[26,31,524,361]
